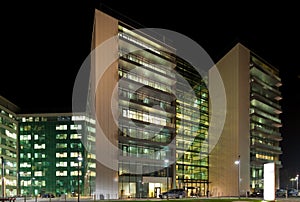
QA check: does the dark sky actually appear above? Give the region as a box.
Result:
[1,0,299,188]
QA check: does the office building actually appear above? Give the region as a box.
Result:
[90,9,209,198]
[209,43,282,196]
[0,96,19,197]
[0,11,283,199]
[18,113,96,197]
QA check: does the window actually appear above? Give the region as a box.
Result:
[34,171,43,176]
[70,134,82,139]
[34,144,45,149]
[56,134,67,140]
[56,171,67,176]
[56,125,67,130]
[56,143,67,149]
[56,162,67,167]
[70,143,82,149]
[56,152,67,158]
[70,124,82,130]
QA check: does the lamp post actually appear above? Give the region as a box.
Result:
[1,156,4,198]
[164,159,169,200]
[77,156,83,202]
[296,174,299,193]
[234,155,240,199]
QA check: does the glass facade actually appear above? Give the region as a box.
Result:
[18,113,96,197]
[249,54,283,190]
[116,22,209,198]
[118,23,177,198]
[175,57,209,197]
[0,97,19,197]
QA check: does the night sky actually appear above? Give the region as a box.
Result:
[1,0,299,188]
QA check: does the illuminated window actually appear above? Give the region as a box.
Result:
[24,125,31,131]
[34,171,43,176]
[70,134,82,139]
[56,134,67,140]
[20,135,31,140]
[34,144,45,149]
[70,152,81,157]
[72,115,85,121]
[71,170,81,176]
[56,162,67,167]
[70,143,81,149]
[87,126,95,133]
[70,161,80,167]
[34,153,45,158]
[5,130,16,139]
[70,124,82,130]
[20,163,31,168]
[56,171,67,176]
[89,163,96,168]
[56,143,67,149]
[56,152,67,158]
[56,125,67,130]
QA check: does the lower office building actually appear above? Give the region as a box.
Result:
[0,96,19,197]
[18,113,96,197]
[209,43,283,196]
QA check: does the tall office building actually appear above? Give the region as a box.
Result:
[209,43,282,196]
[18,113,96,197]
[89,9,209,198]
[0,96,19,197]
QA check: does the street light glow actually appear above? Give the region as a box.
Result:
[164,159,169,200]
[296,174,299,192]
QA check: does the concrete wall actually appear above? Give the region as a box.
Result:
[209,43,250,196]
[92,9,119,199]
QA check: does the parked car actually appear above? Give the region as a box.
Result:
[159,188,186,199]
[276,189,287,197]
[288,189,298,197]
[41,193,55,198]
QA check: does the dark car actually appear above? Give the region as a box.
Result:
[276,189,287,197]
[287,189,298,197]
[159,188,186,199]
[42,193,55,198]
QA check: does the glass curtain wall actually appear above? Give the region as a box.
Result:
[175,57,209,197]
[249,54,282,190]
[118,23,177,198]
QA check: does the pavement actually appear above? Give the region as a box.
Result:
[13,196,300,202]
